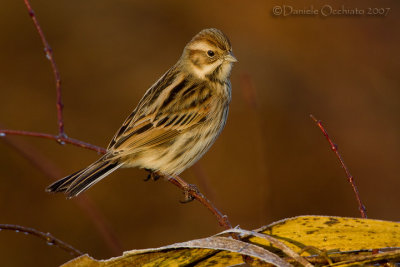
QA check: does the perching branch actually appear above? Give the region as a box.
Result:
[0,224,82,257]
[310,114,367,218]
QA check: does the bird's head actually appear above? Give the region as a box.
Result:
[181,28,237,82]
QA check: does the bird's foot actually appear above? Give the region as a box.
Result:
[180,183,199,203]
[166,175,199,203]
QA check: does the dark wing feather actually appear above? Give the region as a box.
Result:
[107,66,179,149]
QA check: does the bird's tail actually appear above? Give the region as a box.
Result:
[46,157,122,198]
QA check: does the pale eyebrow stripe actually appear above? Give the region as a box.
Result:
[188,42,213,51]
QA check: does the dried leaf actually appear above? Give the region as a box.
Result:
[62,236,290,267]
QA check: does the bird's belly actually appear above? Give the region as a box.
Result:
[130,112,226,176]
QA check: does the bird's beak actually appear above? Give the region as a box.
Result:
[225,52,238,63]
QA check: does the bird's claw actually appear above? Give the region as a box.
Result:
[179,184,199,204]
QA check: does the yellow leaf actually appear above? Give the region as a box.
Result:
[251,216,400,255]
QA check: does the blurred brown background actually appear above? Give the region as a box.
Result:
[1,0,399,266]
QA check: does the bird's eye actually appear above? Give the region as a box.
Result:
[207,50,215,57]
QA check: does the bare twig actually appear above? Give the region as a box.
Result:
[0,224,82,257]
[0,129,106,154]
[23,0,65,136]
[310,114,367,218]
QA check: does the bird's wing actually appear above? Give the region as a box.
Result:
[107,69,215,155]
[110,108,208,153]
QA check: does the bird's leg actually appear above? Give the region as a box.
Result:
[167,175,199,203]
[144,169,161,181]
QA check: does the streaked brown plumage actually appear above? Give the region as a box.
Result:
[47,28,237,198]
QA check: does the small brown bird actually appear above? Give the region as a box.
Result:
[47,28,237,198]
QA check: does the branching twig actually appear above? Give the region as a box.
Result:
[0,224,82,257]
[0,129,106,154]
[23,0,65,136]
[310,114,367,218]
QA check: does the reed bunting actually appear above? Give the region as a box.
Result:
[47,28,237,198]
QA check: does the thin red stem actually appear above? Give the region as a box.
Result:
[23,0,65,136]
[310,114,367,218]
[0,129,106,154]
[0,224,82,257]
